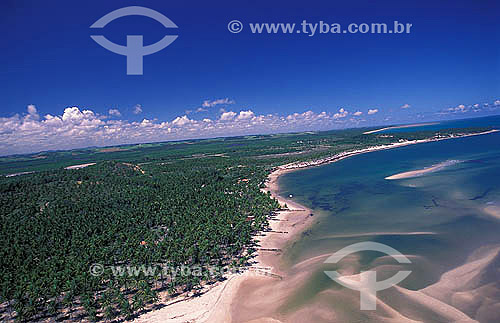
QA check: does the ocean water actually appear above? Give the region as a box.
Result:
[274,122,500,322]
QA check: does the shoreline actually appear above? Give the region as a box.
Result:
[134,167,315,323]
[277,129,498,171]
[136,128,499,322]
[362,122,440,134]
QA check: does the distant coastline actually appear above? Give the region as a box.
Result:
[363,122,440,134]
[278,129,498,171]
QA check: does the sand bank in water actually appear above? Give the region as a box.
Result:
[385,160,462,180]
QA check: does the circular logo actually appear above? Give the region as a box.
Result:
[228,20,243,33]
[90,263,105,277]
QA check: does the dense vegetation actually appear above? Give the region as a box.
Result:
[0,126,492,321]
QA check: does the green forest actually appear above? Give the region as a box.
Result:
[0,126,492,321]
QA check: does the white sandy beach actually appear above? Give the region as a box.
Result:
[135,128,499,323]
[134,167,315,323]
[278,130,498,172]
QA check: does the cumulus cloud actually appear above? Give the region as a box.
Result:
[27,105,39,120]
[202,98,234,108]
[447,104,467,113]
[133,105,143,114]
[24,100,500,156]
[61,107,98,122]
[220,111,237,121]
[400,104,410,109]
[172,115,193,126]
[108,109,121,117]
[333,108,349,119]
[237,110,254,120]
[6,98,499,156]
[2,105,370,155]
[437,100,500,116]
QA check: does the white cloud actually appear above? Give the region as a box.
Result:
[437,100,500,115]
[220,111,237,121]
[333,108,348,119]
[133,105,143,114]
[400,104,410,109]
[237,110,254,120]
[43,114,63,126]
[447,104,467,113]
[108,109,121,117]
[172,115,191,126]
[62,107,95,122]
[27,105,39,120]
[2,106,364,155]
[202,98,234,108]
[14,100,500,156]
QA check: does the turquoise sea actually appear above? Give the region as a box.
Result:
[270,116,500,322]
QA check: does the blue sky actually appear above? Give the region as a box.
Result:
[0,0,499,154]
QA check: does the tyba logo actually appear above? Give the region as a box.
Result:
[90,6,178,75]
[324,241,412,310]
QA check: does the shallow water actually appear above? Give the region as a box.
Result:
[268,127,500,322]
